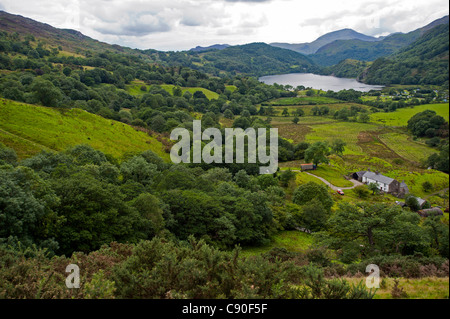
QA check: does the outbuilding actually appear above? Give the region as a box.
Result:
[417,207,444,217]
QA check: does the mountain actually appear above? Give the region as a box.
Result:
[196,42,317,76]
[189,44,230,52]
[0,10,151,57]
[310,15,449,66]
[358,22,449,86]
[270,28,381,55]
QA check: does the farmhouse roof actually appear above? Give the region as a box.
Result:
[400,181,409,191]
[415,197,426,207]
[418,207,443,217]
[354,171,366,177]
[419,207,443,214]
[362,171,396,185]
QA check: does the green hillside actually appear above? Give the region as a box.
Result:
[310,16,449,67]
[196,42,318,76]
[320,59,371,78]
[0,98,170,160]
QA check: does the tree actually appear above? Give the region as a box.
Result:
[294,108,305,117]
[0,144,18,166]
[233,169,251,189]
[292,116,300,124]
[63,67,72,76]
[353,185,370,199]
[423,216,449,258]
[330,139,346,156]
[282,108,290,117]
[407,110,446,138]
[224,109,234,119]
[120,156,158,186]
[304,142,330,166]
[293,181,333,212]
[52,171,148,255]
[405,194,420,212]
[367,182,380,195]
[301,198,329,231]
[359,112,370,123]
[131,193,165,235]
[315,202,423,261]
[172,86,183,97]
[319,106,329,116]
[422,181,433,193]
[279,169,296,187]
[311,106,320,116]
[31,78,62,107]
[0,167,61,253]
[150,115,167,132]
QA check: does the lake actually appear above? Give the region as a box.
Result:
[259,73,384,92]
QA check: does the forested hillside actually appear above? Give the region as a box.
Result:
[309,15,449,67]
[359,23,449,85]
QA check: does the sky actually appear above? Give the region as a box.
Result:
[0,0,448,51]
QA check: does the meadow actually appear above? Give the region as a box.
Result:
[0,99,169,161]
[266,96,342,105]
[344,277,449,299]
[379,132,439,163]
[271,102,368,117]
[241,231,313,257]
[304,121,378,155]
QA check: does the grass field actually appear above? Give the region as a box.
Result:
[370,103,449,126]
[270,102,368,117]
[241,231,313,257]
[379,132,439,163]
[0,98,170,161]
[384,169,449,198]
[310,165,354,187]
[267,96,342,105]
[304,122,378,155]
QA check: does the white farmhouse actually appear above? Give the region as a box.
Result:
[362,171,399,193]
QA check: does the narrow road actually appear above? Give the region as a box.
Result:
[423,188,449,200]
[291,170,363,191]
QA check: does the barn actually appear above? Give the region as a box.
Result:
[417,207,444,217]
[352,171,366,182]
[301,163,316,171]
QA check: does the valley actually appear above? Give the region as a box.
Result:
[0,8,449,301]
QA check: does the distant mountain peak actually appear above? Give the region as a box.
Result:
[189,44,230,52]
[270,28,379,55]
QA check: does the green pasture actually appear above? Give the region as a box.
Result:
[370,103,449,126]
[0,99,169,161]
[379,132,439,163]
[240,231,313,257]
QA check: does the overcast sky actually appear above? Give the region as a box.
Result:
[0,0,448,51]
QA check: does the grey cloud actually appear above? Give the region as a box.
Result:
[224,0,272,2]
[90,12,172,36]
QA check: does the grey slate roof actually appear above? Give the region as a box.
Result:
[362,171,395,185]
[415,197,426,207]
[355,171,366,177]
[400,181,409,191]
